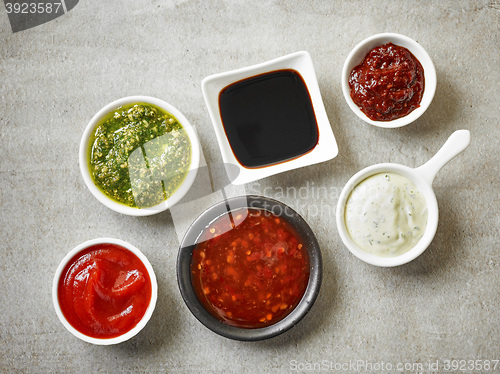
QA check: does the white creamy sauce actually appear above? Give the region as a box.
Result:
[345,172,428,257]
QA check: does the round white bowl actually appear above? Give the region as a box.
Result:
[336,130,470,267]
[80,96,200,216]
[341,33,436,128]
[52,238,158,345]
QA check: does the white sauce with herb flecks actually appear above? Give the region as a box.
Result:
[344,172,428,257]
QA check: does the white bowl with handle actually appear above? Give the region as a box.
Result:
[336,130,471,267]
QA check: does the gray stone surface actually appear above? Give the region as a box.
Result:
[0,0,499,372]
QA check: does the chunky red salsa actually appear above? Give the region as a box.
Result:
[191,208,310,328]
[349,42,425,121]
[58,243,152,339]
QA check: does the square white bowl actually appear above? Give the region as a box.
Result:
[202,51,338,185]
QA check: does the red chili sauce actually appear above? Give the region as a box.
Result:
[191,208,310,328]
[349,43,425,121]
[58,244,152,339]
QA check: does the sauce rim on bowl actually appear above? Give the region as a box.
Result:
[177,195,322,341]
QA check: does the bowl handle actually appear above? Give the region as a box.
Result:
[414,130,471,185]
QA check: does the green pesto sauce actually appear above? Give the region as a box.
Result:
[88,103,192,208]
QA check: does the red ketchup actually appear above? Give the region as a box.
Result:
[58,243,152,338]
[349,43,425,121]
[191,208,310,328]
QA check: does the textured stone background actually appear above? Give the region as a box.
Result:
[0,0,498,372]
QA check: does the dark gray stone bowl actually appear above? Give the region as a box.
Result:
[176,195,322,341]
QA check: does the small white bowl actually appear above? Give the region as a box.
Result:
[80,96,200,216]
[202,51,338,185]
[52,238,158,345]
[341,33,437,128]
[336,130,470,267]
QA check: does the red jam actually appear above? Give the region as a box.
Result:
[191,208,310,328]
[349,43,425,121]
[58,243,152,339]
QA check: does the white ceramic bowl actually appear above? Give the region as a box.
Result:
[202,51,338,185]
[336,130,470,267]
[80,96,200,216]
[52,238,158,345]
[341,33,437,128]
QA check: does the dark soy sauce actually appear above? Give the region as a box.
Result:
[219,69,319,168]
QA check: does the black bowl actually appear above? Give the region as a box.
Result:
[176,195,322,341]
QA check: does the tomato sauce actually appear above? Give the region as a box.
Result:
[191,208,310,328]
[58,244,152,339]
[349,43,425,121]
